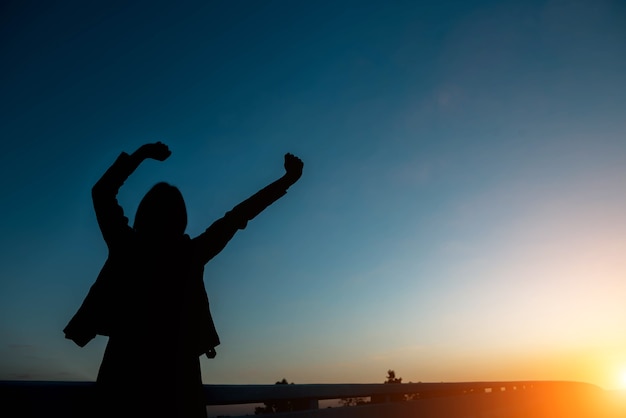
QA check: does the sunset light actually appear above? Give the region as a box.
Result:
[1,1,626,417]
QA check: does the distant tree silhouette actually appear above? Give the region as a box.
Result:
[254,379,309,414]
[384,369,402,384]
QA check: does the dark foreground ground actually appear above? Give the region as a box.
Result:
[243,388,626,418]
[3,381,625,418]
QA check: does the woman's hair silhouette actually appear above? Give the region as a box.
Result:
[134,182,188,238]
[64,142,303,418]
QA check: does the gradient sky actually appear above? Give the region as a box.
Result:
[1,0,626,390]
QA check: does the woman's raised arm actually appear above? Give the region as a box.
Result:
[92,142,171,247]
[193,153,303,265]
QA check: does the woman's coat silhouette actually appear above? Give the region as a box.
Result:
[64,142,303,417]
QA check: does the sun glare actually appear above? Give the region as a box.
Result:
[618,369,626,390]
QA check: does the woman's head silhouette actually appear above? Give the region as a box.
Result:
[133,182,187,239]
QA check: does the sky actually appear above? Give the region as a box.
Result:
[1,0,626,391]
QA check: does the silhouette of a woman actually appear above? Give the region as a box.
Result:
[64,142,303,417]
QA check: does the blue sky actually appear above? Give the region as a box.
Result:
[1,0,626,389]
